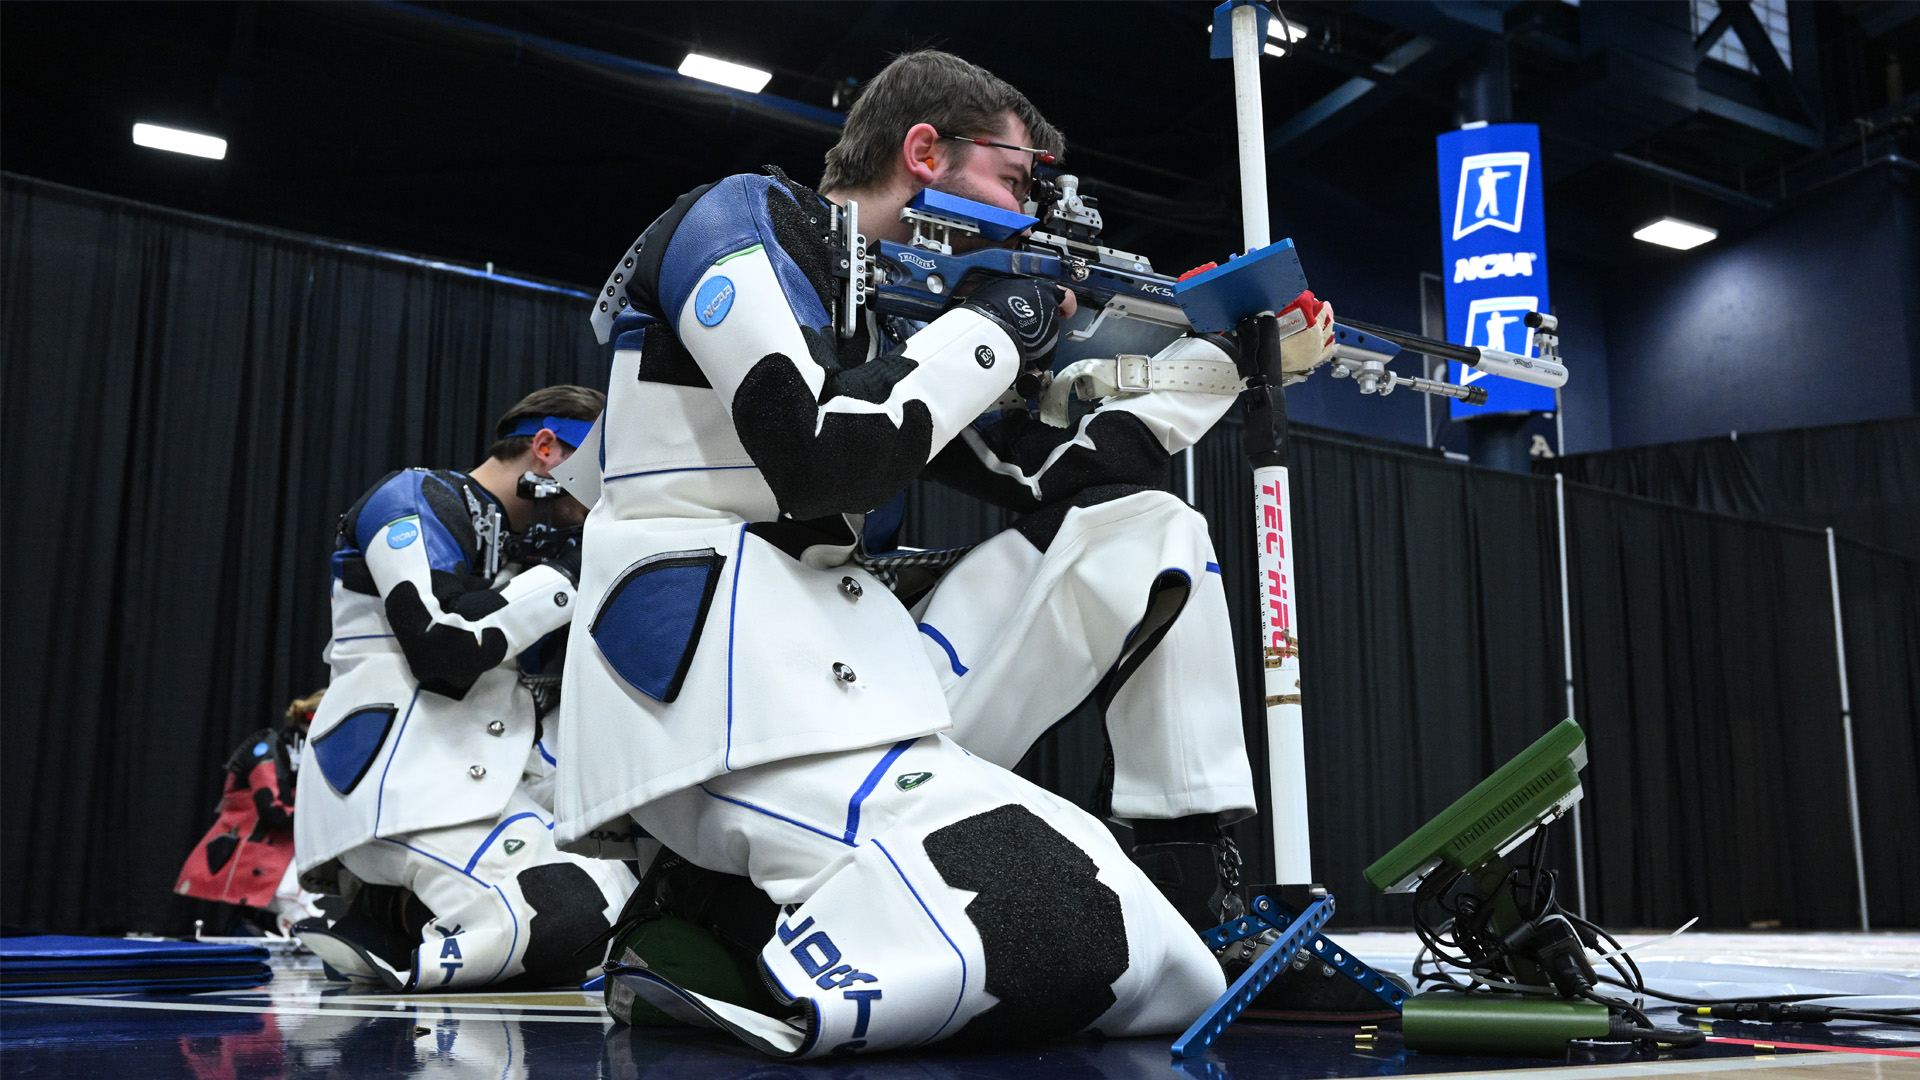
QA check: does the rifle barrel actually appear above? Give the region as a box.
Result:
[1338,318,1480,365]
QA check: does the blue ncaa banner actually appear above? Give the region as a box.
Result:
[1437,123,1554,417]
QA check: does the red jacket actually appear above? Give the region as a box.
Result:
[175,729,298,907]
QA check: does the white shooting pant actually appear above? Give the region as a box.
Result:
[338,782,636,990]
[629,733,1223,1057]
[914,489,1255,822]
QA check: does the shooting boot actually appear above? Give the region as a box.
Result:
[1129,817,1246,932]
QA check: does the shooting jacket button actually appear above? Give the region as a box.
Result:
[840,576,863,599]
[832,662,857,684]
[487,721,506,736]
[468,765,487,780]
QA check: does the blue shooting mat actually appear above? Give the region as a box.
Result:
[1,934,273,996]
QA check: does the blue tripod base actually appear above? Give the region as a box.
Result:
[1173,891,1408,1059]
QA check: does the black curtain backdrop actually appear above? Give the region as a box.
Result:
[1563,489,1859,929]
[2,175,604,934]
[1544,417,1920,562]
[8,176,1916,935]
[1836,538,1920,928]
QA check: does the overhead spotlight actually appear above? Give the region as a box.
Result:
[1266,15,1308,42]
[678,53,772,94]
[1633,216,1718,250]
[1264,42,1287,58]
[131,122,227,160]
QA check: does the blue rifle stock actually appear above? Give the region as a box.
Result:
[828,181,1536,400]
[835,181,1311,352]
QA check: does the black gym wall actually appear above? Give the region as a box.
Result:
[5,175,1917,936]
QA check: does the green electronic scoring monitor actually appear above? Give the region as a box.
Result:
[1365,719,1588,894]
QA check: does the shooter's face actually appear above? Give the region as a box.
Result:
[934,114,1037,253]
[548,492,588,529]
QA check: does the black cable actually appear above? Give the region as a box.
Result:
[1581,988,1651,1029]
[1402,819,1920,1050]
[1611,1022,1707,1049]
[1598,977,1920,1027]
[1825,1010,1920,1027]
[1598,975,1834,1006]
[1569,912,1643,992]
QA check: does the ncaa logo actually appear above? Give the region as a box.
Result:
[1457,295,1538,385]
[386,519,420,549]
[1451,151,1530,240]
[1008,296,1035,320]
[695,276,736,327]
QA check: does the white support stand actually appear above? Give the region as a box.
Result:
[1555,474,1588,918]
[1231,5,1271,250]
[1229,2,1314,885]
[1826,527,1871,932]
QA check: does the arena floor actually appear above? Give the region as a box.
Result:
[6,931,1918,1078]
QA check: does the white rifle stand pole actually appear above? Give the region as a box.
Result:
[1226,0,1314,887]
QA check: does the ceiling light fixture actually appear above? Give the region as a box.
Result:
[1633,216,1718,250]
[131,122,226,160]
[678,53,772,94]
[1267,17,1308,42]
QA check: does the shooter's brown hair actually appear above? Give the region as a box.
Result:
[487,385,606,461]
[820,49,1065,193]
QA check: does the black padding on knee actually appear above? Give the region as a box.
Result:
[923,804,1129,1047]
[513,862,614,988]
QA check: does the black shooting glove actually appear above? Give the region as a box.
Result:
[542,536,582,587]
[506,525,583,587]
[956,276,1064,368]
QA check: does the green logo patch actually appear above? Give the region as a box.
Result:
[895,771,934,791]
[502,839,525,855]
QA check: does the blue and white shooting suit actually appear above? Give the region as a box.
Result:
[296,467,635,989]
[557,169,1250,1054]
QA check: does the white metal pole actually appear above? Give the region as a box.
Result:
[1555,474,1588,918]
[1232,4,1271,251]
[1254,463,1311,884]
[1826,527,1871,932]
[1229,3,1313,884]
[1183,448,1197,505]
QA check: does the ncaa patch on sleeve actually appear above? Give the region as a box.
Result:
[387,518,421,549]
[694,275,736,327]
